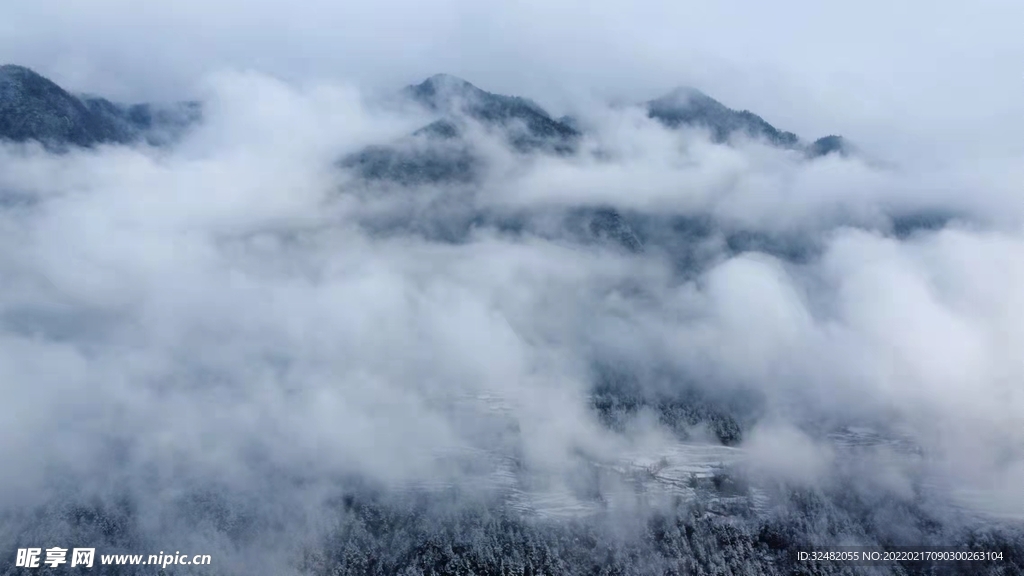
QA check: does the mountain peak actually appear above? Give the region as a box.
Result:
[399,74,579,152]
[807,134,851,158]
[0,64,69,99]
[1,63,200,149]
[421,73,476,91]
[0,63,114,148]
[647,86,729,117]
[653,86,714,105]
[646,86,799,148]
[405,74,485,111]
[0,64,44,79]
[404,74,556,120]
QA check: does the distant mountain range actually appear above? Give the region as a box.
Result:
[342,73,850,185]
[0,64,848,162]
[646,86,848,157]
[3,65,926,266]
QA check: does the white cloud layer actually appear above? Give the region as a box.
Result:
[1,6,1023,569]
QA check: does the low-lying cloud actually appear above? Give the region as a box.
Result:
[1,69,1022,574]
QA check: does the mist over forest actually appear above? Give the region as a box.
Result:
[2,3,1024,574]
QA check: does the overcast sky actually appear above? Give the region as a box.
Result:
[3,0,1024,160]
